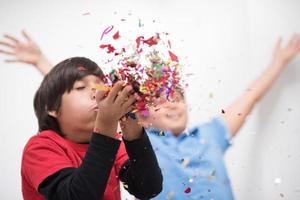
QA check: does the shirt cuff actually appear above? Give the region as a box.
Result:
[89,132,121,158]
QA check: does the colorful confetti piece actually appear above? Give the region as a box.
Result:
[184,187,191,193]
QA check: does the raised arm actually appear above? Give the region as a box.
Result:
[222,34,300,137]
[0,30,53,75]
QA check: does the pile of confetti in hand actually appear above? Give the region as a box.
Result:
[96,25,183,118]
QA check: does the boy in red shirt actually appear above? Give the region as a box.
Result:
[21,57,162,200]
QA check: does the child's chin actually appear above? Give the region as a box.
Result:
[171,126,186,135]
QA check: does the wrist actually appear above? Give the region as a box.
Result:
[95,117,118,138]
[35,54,52,75]
[271,58,286,70]
[122,126,143,141]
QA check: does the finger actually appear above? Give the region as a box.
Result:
[287,34,298,48]
[121,95,136,108]
[0,41,15,48]
[295,34,300,50]
[5,59,20,63]
[106,81,124,103]
[95,90,106,103]
[22,30,32,42]
[124,105,135,114]
[4,34,19,44]
[0,49,14,55]
[275,37,282,50]
[115,85,133,105]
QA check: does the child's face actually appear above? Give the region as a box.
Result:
[138,91,188,136]
[51,75,102,143]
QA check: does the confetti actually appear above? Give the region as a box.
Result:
[181,158,190,167]
[167,191,175,200]
[138,18,144,27]
[95,84,111,91]
[208,170,216,181]
[280,193,284,198]
[98,25,183,116]
[77,66,87,71]
[159,131,165,136]
[99,44,116,53]
[100,25,114,41]
[168,50,179,62]
[113,31,120,40]
[274,178,282,184]
[184,187,191,193]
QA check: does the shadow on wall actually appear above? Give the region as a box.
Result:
[247,61,300,199]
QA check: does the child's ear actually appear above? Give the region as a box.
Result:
[48,110,58,118]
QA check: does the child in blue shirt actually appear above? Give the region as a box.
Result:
[136,34,300,199]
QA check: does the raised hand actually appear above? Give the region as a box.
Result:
[0,30,52,75]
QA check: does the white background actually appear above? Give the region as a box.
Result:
[0,0,299,199]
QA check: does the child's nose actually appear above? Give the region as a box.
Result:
[90,87,96,100]
[163,102,178,110]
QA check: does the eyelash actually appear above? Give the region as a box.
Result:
[75,86,85,90]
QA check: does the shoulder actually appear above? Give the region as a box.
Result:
[23,130,69,156]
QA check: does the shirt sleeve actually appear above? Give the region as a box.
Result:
[199,116,232,153]
[22,137,75,190]
[119,129,163,199]
[113,140,129,175]
[23,132,121,200]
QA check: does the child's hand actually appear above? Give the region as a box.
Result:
[0,30,52,75]
[94,81,136,138]
[272,34,300,68]
[0,30,43,65]
[120,116,143,141]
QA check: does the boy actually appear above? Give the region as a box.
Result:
[21,57,162,200]
[137,34,300,199]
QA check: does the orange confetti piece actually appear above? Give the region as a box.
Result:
[95,84,111,91]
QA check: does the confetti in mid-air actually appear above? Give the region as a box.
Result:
[97,22,183,117]
[184,187,191,193]
[274,178,282,185]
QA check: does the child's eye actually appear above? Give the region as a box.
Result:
[75,86,85,90]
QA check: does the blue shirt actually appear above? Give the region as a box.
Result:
[147,116,234,200]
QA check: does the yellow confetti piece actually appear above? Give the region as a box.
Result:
[140,86,148,93]
[208,170,216,181]
[95,84,110,91]
[132,109,138,113]
[159,131,165,136]
[166,191,175,200]
[181,158,190,168]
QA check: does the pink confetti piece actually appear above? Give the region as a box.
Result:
[99,44,116,53]
[168,50,178,62]
[82,12,91,16]
[77,66,87,71]
[184,187,191,193]
[113,31,120,40]
[100,25,114,41]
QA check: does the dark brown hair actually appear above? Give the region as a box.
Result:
[34,57,104,135]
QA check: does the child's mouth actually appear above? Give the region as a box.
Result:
[93,106,99,112]
[166,113,180,120]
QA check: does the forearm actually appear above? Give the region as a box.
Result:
[35,54,53,75]
[119,130,163,199]
[39,132,121,200]
[223,61,285,136]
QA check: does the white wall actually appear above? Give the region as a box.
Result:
[0,0,299,199]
